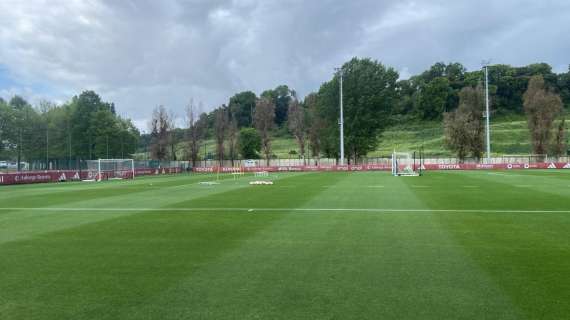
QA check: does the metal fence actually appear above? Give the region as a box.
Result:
[0,159,192,173]
[2,155,568,174]
[197,155,570,168]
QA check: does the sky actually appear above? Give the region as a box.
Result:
[1,0,569,130]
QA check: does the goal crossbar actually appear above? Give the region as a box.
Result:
[391,151,421,177]
[86,159,135,181]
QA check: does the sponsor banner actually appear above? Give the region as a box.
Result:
[0,170,87,185]
[0,167,183,186]
[194,163,570,173]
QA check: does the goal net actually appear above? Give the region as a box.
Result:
[86,159,135,181]
[391,152,420,176]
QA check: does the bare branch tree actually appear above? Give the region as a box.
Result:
[305,93,322,165]
[254,97,275,166]
[149,105,170,161]
[185,99,204,167]
[214,106,228,165]
[288,96,307,164]
[523,75,563,157]
[444,86,484,162]
[227,112,239,166]
[168,110,178,160]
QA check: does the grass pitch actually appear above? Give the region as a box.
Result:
[1,170,569,319]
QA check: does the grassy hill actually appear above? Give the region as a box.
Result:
[375,116,535,157]
[138,116,568,160]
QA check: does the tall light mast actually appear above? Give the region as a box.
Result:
[335,67,345,165]
[482,61,491,162]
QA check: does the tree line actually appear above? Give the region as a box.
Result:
[2,58,569,166]
[0,91,139,166]
[149,58,569,165]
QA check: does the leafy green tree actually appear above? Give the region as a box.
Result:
[238,128,261,159]
[261,85,294,127]
[558,65,570,109]
[0,99,16,157]
[90,109,119,159]
[70,91,115,158]
[228,91,257,128]
[413,77,453,119]
[552,118,567,157]
[317,57,398,162]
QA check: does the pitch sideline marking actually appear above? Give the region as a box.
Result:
[0,207,569,214]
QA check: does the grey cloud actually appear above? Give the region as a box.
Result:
[0,0,568,129]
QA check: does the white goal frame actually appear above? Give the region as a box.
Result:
[87,159,135,181]
[391,152,420,176]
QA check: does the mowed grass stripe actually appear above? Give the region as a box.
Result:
[0,171,569,319]
[0,173,309,244]
[2,207,570,213]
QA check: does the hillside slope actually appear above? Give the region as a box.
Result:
[139,117,568,160]
[375,118,539,157]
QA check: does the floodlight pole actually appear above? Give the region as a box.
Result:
[483,62,491,163]
[335,67,345,165]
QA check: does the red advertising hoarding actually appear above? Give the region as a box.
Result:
[0,167,183,186]
[194,162,570,173]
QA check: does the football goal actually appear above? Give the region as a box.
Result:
[86,159,135,181]
[391,151,422,176]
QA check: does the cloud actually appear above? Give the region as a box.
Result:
[0,0,569,129]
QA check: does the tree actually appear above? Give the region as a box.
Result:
[523,75,563,156]
[185,100,204,167]
[254,97,275,165]
[214,106,228,165]
[91,109,119,159]
[317,58,398,162]
[414,77,453,119]
[288,96,307,164]
[238,128,261,159]
[227,114,239,166]
[261,85,293,127]
[9,95,30,110]
[116,118,139,158]
[149,105,171,161]
[228,91,257,128]
[552,118,567,157]
[70,91,115,158]
[0,100,16,157]
[168,110,178,160]
[443,86,485,161]
[305,93,323,164]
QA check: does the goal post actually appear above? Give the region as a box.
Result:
[391,151,422,176]
[86,159,135,181]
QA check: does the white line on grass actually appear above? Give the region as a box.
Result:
[1,207,569,214]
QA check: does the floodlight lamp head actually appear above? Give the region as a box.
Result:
[334,67,344,76]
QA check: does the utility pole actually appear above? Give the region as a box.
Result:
[335,67,345,165]
[46,124,49,169]
[17,128,22,172]
[483,61,491,163]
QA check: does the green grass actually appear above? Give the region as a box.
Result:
[1,170,570,319]
[374,117,543,156]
